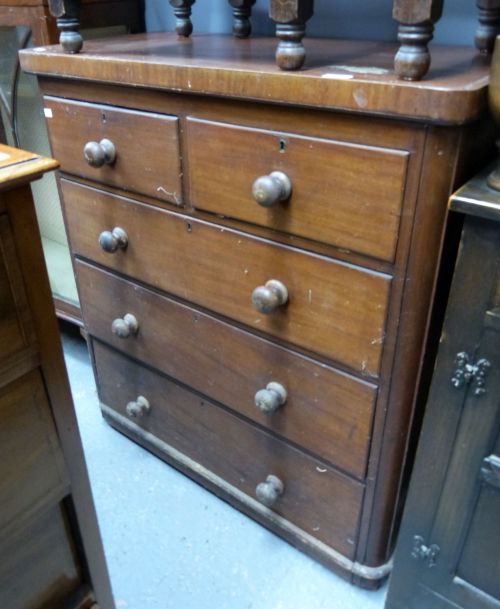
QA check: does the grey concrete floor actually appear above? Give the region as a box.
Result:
[62,328,388,609]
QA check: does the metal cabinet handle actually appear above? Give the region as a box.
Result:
[255,382,287,414]
[111,313,139,338]
[256,474,284,507]
[252,279,288,314]
[126,396,151,418]
[83,138,116,167]
[252,171,292,207]
[99,227,128,253]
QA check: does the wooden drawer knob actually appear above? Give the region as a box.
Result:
[252,279,288,314]
[255,382,287,414]
[99,227,128,253]
[126,396,150,418]
[252,171,292,207]
[83,138,116,168]
[256,474,284,507]
[111,313,139,338]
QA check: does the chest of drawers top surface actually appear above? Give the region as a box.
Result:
[20,33,490,124]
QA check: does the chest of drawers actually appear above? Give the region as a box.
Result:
[20,33,494,588]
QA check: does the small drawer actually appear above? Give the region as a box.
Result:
[186,118,409,262]
[43,97,182,204]
[62,179,391,375]
[0,371,69,532]
[77,260,377,478]
[94,341,364,559]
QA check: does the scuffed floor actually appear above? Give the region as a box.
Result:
[62,328,387,609]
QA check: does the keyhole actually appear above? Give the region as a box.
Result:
[279,139,286,153]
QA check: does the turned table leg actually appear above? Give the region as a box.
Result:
[269,0,314,70]
[48,0,83,53]
[169,0,196,37]
[392,0,444,80]
[229,0,257,38]
[476,0,500,53]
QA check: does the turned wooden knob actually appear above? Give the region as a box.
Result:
[252,171,292,207]
[83,138,116,168]
[256,474,284,507]
[99,227,128,253]
[111,313,139,338]
[252,279,288,314]
[126,395,150,418]
[255,382,287,414]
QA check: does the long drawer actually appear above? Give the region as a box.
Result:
[77,260,377,477]
[186,118,409,262]
[44,97,182,204]
[62,179,391,375]
[94,341,364,559]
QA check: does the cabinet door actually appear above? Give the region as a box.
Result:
[386,216,500,609]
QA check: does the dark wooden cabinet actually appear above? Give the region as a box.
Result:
[0,145,113,609]
[386,167,500,609]
[20,34,494,588]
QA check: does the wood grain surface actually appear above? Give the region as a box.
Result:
[20,34,490,123]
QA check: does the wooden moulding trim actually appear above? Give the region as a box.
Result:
[100,402,393,583]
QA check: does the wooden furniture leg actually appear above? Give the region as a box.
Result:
[169,0,196,37]
[476,0,500,53]
[269,0,314,70]
[392,0,444,80]
[229,0,257,38]
[48,0,83,53]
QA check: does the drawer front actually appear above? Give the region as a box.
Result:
[94,341,364,558]
[0,371,69,532]
[186,118,409,262]
[44,97,182,204]
[78,261,376,477]
[63,180,391,374]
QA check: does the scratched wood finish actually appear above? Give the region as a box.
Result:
[95,340,364,559]
[186,118,409,262]
[44,97,182,204]
[19,34,491,124]
[61,179,391,375]
[77,260,377,477]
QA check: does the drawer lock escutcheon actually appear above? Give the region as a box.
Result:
[256,474,284,507]
[255,382,287,414]
[111,313,139,339]
[252,171,292,208]
[84,138,116,168]
[126,396,151,419]
[252,279,288,314]
[99,227,128,253]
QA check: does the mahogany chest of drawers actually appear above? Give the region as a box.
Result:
[20,34,493,587]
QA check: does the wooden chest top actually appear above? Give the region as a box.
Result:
[20,33,490,124]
